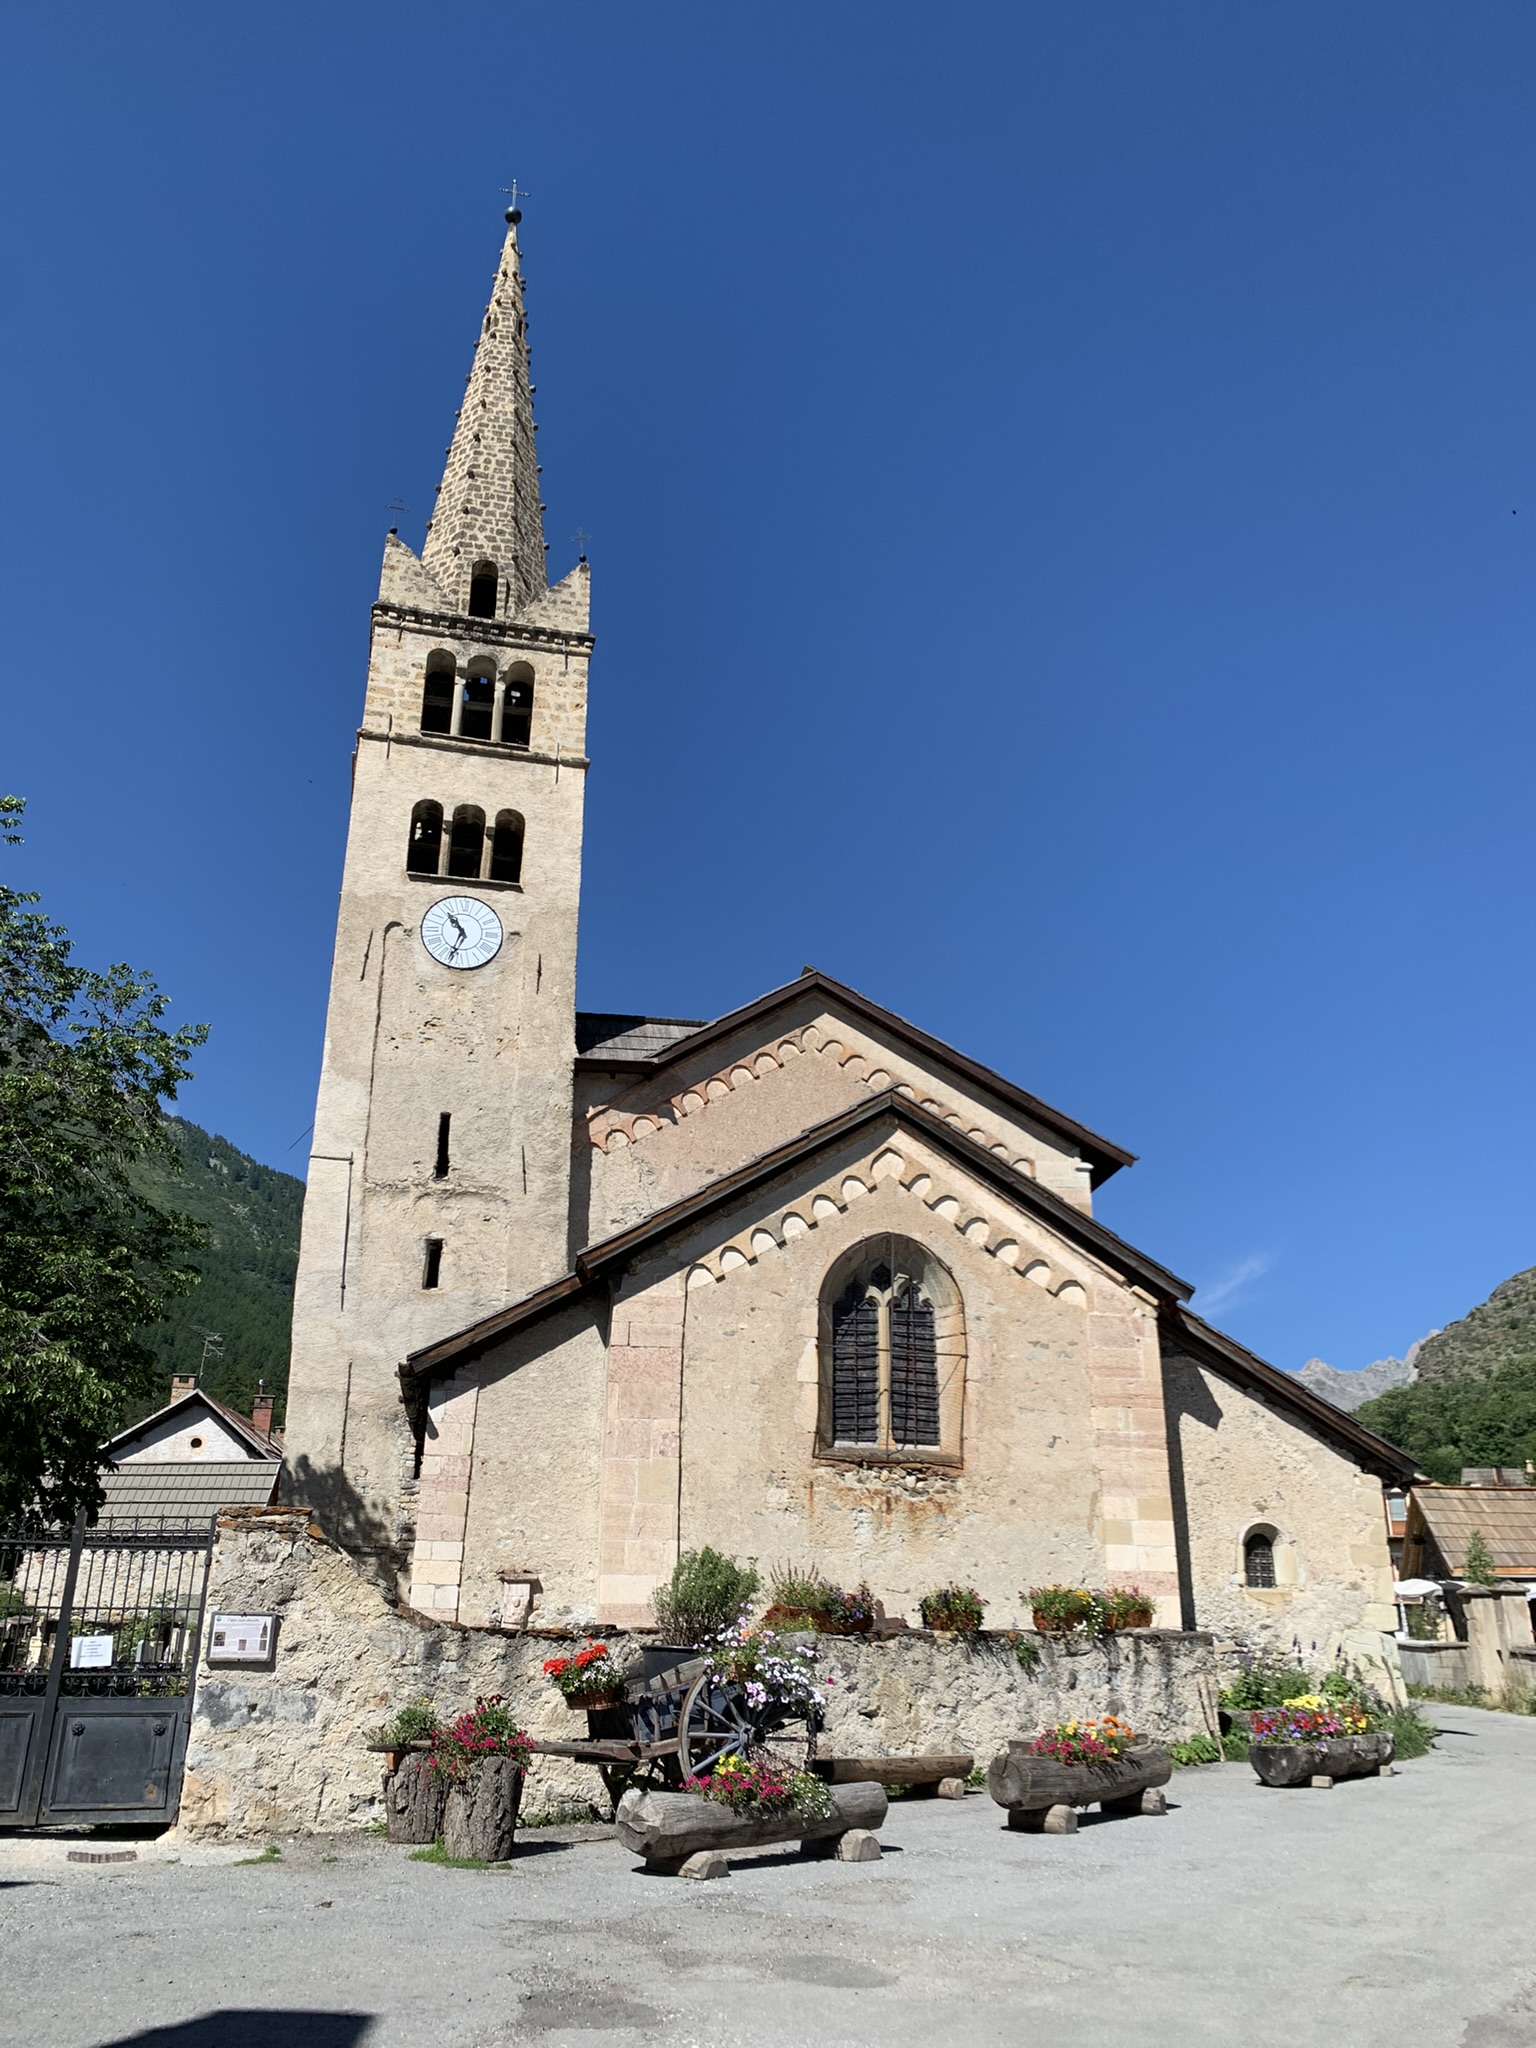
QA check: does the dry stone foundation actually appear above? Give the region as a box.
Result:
[178,1509,1222,1841]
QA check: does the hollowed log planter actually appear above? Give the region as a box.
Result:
[441,1757,526,1862]
[383,1752,448,1846]
[1249,1731,1394,1788]
[615,1780,887,1871]
[988,1740,1172,1825]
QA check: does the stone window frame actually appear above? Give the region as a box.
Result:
[815,1233,965,1470]
[1239,1521,1296,1596]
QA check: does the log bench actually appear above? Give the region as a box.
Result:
[812,1753,974,1793]
[615,1781,888,1875]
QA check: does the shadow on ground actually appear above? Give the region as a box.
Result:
[96,2014,373,2047]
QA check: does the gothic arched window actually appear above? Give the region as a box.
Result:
[421,657,455,736]
[819,1238,961,1459]
[468,561,498,618]
[499,662,534,748]
[406,800,444,875]
[489,810,524,885]
[1244,1530,1277,1588]
[447,804,485,880]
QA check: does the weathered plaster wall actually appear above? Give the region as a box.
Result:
[1163,1349,1399,1676]
[179,1510,1220,1841]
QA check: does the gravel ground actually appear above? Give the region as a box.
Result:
[1,1704,1532,2048]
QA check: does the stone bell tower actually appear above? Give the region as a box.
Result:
[283,206,593,1572]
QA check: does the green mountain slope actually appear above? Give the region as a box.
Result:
[137,1118,304,1424]
[1410,1266,1536,1386]
[1357,1356,1536,1484]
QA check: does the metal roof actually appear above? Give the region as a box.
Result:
[96,1462,280,1524]
[574,1013,708,1060]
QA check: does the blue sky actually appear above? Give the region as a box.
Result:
[4,4,1534,1378]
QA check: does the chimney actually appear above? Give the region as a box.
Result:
[251,1382,274,1439]
[171,1374,197,1400]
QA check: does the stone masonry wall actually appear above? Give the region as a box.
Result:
[179,1509,1221,1841]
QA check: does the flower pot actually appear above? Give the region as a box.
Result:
[566,1690,622,1712]
[1032,1610,1087,1636]
[441,1757,525,1861]
[989,1740,1172,1820]
[761,1605,820,1631]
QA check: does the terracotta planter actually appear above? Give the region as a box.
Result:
[1098,1611,1153,1633]
[1032,1610,1089,1635]
[761,1605,823,1631]
[566,1690,623,1712]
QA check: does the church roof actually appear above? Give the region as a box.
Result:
[575,1013,708,1060]
[573,967,1136,1189]
[419,210,547,618]
[402,1088,1188,1385]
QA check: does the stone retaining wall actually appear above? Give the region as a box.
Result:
[177,1509,1222,1840]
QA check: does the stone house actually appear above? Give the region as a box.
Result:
[282,206,1413,1673]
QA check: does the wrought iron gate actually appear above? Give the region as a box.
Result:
[0,1514,215,1828]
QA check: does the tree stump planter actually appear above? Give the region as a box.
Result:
[615,1781,887,1874]
[988,1741,1172,1828]
[383,1753,448,1846]
[441,1758,525,1862]
[1249,1731,1394,1789]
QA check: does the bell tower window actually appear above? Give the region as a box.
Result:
[447,805,486,880]
[499,663,534,748]
[407,800,444,876]
[461,666,495,742]
[489,810,524,884]
[421,658,455,736]
[468,561,498,618]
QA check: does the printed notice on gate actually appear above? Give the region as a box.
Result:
[69,1634,115,1668]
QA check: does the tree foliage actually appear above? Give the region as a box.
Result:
[1357,1354,1536,1485]
[0,798,207,1526]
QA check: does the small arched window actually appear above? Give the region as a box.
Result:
[407,800,444,876]
[819,1237,960,1457]
[447,804,485,880]
[489,810,524,885]
[499,663,534,748]
[1244,1530,1277,1589]
[421,658,455,735]
[468,561,498,619]
[461,664,495,742]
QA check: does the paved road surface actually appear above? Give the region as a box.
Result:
[1,1704,1532,2048]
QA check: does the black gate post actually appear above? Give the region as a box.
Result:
[17,1511,86,1827]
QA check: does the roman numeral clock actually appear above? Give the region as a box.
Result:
[420,895,504,970]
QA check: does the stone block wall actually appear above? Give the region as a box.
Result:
[178,1508,1221,1842]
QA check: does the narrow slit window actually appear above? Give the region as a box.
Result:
[447,804,485,879]
[468,562,498,618]
[406,800,444,875]
[489,810,524,885]
[422,1238,443,1290]
[434,1113,451,1180]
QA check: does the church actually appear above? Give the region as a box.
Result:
[283,207,1413,1668]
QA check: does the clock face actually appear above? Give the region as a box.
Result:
[419,895,504,970]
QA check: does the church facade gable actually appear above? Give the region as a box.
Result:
[579,983,1114,1249]
[412,1104,1180,1632]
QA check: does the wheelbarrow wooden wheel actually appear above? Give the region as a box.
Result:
[677,1673,758,1780]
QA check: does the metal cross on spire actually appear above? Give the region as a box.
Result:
[501,178,530,216]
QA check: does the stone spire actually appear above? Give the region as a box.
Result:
[420,208,547,618]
